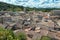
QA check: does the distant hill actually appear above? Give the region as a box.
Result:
[0,2,24,11]
[0,2,37,12]
[0,2,60,12]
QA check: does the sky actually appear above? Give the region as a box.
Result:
[0,0,60,8]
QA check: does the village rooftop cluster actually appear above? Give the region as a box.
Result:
[0,10,60,40]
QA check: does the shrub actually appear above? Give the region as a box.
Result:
[15,32,27,40]
[0,27,27,40]
[0,27,14,40]
[40,36,51,40]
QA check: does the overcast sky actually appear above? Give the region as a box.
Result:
[0,0,60,8]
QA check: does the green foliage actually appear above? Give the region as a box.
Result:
[0,27,27,40]
[0,27,14,40]
[16,32,27,40]
[40,36,51,40]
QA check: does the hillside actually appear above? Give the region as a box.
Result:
[0,2,24,11]
[0,2,37,12]
[0,2,60,12]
